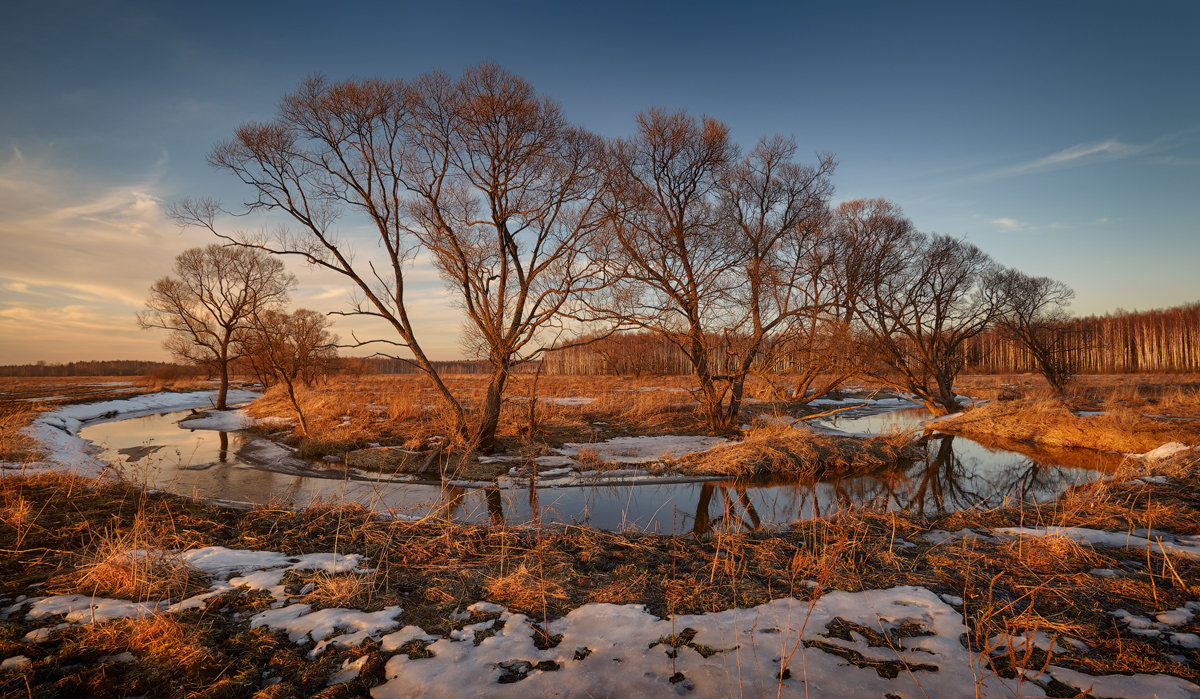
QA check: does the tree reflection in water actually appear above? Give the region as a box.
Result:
[686,434,1122,537]
[692,483,764,539]
[390,435,1120,536]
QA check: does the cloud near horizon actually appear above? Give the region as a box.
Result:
[0,150,472,364]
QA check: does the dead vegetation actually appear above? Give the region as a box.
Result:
[680,424,922,477]
[2,444,1198,696]
[0,403,41,463]
[936,391,1200,456]
[2,373,1198,695]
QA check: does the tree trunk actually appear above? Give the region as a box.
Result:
[217,360,230,410]
[477,364,509,453]
[284,380,308,436]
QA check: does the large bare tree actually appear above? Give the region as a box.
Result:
[599,109,737,430]
[841,201,1000,414]
[176,65,607,452]
[137,245,295,409]
[715,136,835,425]
[991,268,1076,393]
[600,111,834,431]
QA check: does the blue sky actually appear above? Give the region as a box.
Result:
[2,0,1197,362]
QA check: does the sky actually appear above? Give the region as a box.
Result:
[1,0,1198,364]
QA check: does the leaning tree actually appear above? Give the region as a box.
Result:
[137,245,295,409]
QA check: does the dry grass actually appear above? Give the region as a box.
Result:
[0,403,41,463]
[933,396,1199,453]
[4,373,1200,694]
[1,448,1199,694]
[680,424,922,477]
[302,571,378,609]
[64,516,204,601]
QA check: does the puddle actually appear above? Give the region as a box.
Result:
[79,407,1123,534]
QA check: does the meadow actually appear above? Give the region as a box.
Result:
[0,373,1198,697]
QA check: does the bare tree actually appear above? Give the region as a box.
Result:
[177,65,608,452]
[845,202,1000,415]
[137,245,295,409]
[991,268,1077,393]
[599,109,736,430]
[716,136,835,425]
[238,308,337,434]
[600,110,834,431]
[403,65,609,450]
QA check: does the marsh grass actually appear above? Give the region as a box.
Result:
[678,423,922,478]
[2,451,1199,695]
[933,395,1200,454]
[0,403,41,463]
[3,375,1200,696]
[65,520,203,602]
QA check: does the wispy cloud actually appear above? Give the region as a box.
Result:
[0,147,471,363]
[991,217,1032,232]
[986,139,1147,179]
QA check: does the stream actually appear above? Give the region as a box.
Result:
[78,404,1124,535]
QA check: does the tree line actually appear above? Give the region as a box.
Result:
[0,360,194,378]
[964,301,1200,374]
[142,62,1134,449]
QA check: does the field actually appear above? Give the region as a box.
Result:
[1,373,1199,696]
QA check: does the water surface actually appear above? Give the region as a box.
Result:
[80,407,1122,535]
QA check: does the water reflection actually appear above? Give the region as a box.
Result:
[79,410,1123,534]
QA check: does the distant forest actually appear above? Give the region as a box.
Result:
[8,302,1198,379]
[964,302,1200,374]
[0,360,196,378]
[543,301,1200,376]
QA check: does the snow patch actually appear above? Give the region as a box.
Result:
[555,435,730,464]
[14,390,259,477]
[1,655,31,671]
[27,595,164,623]
[996,526,1200,558]
[177,409,255,431]
[372,588,1200,698]
[1128,442,1193,462]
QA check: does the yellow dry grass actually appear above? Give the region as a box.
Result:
[302,571,377,609]
[0,402,41,463]
[933,396,1198,454]
[681,424,921,477]
[62,515,202,601]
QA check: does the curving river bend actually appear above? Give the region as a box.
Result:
[79,404,1123,535]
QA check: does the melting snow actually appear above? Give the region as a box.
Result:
[996,526,1200,558]
[177,409,255,431]
[328,654,370,685]
[12,389,259,476]
[9,542,1198,697]
[27,595,164,623]
[370,588,1199,698]
[250,604,402,647]
[1,655,31,670]
[1128,442,1194,462]
[555,435,730,464]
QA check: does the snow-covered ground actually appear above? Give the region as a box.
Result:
[4,542,1196,697]
[996,525,1200,559]
[3,390,259,477]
